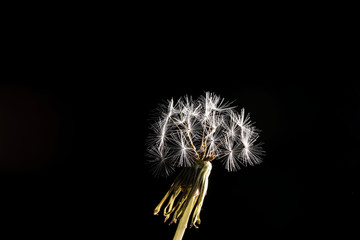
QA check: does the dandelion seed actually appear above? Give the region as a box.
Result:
[146,92,264,240]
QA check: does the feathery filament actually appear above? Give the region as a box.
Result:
[147,92,263,176]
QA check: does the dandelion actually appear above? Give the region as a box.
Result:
[146,92,264,240]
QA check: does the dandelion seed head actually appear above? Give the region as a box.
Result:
[146,92,264,176]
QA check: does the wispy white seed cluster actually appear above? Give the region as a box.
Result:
[146,92,263,177]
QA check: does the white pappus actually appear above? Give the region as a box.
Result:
[146,92,264,177]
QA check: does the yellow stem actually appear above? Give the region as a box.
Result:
[173,195,197,240]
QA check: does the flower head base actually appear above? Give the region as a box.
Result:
[153,160,212,229]
[147,92,264,240]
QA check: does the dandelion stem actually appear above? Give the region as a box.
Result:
[173,194,197,240]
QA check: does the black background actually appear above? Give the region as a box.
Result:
[1,4,358,239]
